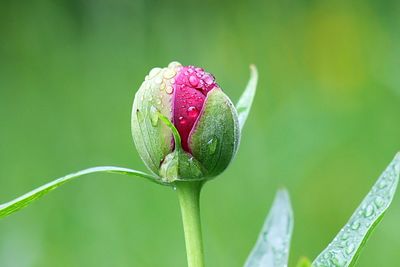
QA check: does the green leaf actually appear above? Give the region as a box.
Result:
[312,152,400,267]
[296,257,312,267]
[244,189,294,267]
[0,166,157,219]
[236,64,258,131]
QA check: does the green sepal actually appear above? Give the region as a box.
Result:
[159,150,205,183]
[157,112,206,182]
[189,88,240,179]
[131,65,179,175]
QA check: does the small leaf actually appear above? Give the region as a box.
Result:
[236,64,258,131]
[296,257,312,267]
[0,166,157,219]
[312,153,400,267]
[244,189,294,267]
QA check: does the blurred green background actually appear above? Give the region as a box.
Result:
[1,0,400,266]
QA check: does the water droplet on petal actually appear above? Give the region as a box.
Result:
[189,76,199,87]
[155,76,163,84]
[170,78,175,84]
[178,116,187,125]
[166,85,174,94]
[187,106,199,118]
[149,67,161,78]
[150,106,159,126]
[203,74,213,85]
[168,61,181,68]
[164,69,176,79]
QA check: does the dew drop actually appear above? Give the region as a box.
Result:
[149,67,161,79]
[207,138,218,155]
[166,85,174,94]
[150,106,159,126]
[203,74,213,85]
[378,179,387,189]
[170,78,176,84]
[364,204,374,217]
[136,109,144,122]
[374,196,385,208]
[189,76,199,87]
[187,106,199,118]
[330,254,345,266]
[163,69,176,79]
[341,231,349,240]
[155,76,163,84]
[346,243,355,255]
[168,61,181,68]
[178,116,187,125]
[351,220,360,230]
[262,231,269,241]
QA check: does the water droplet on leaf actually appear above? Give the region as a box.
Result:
[346,243,355,254]
[207,138,218,155]
[351,220,360,230]
[364,204,374,217]
[150,106,159,126]
[374,196,385,207]
[136,109,144,122]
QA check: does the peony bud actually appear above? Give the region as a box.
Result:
[131,62,240,183]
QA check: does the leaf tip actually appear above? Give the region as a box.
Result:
[249,64,258,80]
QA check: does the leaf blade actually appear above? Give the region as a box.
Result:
[236,65,258,131]
[0,166,157,219]
[312,153,400,267]
[244,189,294,267]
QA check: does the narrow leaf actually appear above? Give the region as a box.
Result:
[236,64,258,131]
[312,153,400,267]
[244,189,294,267]
[0,166,157,219]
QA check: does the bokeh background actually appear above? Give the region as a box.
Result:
[1,0,400,266]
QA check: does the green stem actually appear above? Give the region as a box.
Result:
[176,181,205,267]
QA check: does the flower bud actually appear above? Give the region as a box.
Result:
[131,62,240,183]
